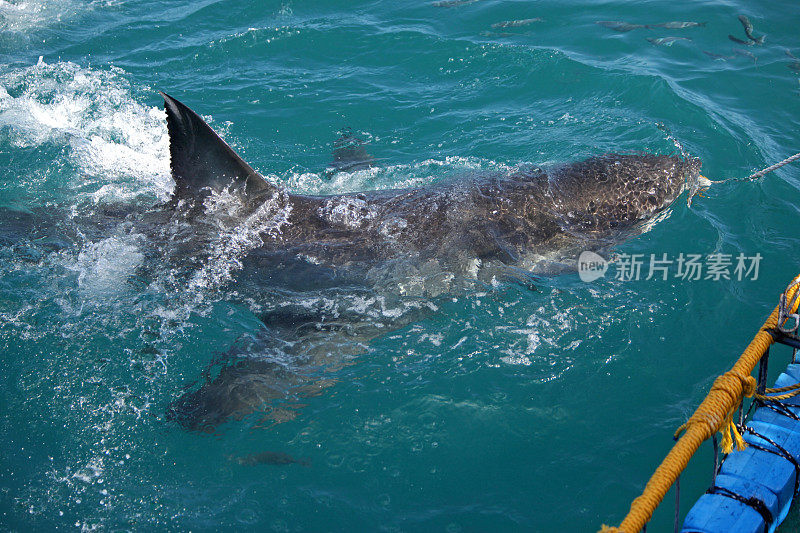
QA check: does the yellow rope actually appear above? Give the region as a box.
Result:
[764,382,800,394]
[599,275,800,533]
[746,375,800,401]
[756,387,800,401]
[673,370,756,453]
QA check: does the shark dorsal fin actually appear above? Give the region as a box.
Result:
[161,92,274,200]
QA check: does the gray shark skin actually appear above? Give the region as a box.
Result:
[148,94,701,432]
[231,451,311,467]
[326,128,375,175]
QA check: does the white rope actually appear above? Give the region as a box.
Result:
[711,151,800,184]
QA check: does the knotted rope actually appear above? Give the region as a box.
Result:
[599,275,800,533]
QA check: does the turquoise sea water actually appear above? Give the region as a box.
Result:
[2,0,800,531]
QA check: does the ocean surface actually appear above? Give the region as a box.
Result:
[2,0,800,531]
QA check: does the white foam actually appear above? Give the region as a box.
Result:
[281,156,515,195]
[499,354,532,366]
[69,234,144,297]
[0,0,118,35]
[0,60,172,203]
[0,0,69,33]
[320,195,377,228]
[70,457,104,484]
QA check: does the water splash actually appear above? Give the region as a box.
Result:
[189,189,293,291]
[0,59,172,205]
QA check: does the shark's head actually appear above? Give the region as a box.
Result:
[547,153,701,234]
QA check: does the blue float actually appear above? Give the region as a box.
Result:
[681,364,800,533]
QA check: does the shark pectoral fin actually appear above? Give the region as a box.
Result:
[160,92,275,200]
[166,357,301,432]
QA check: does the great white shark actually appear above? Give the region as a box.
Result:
[144,93,704,432]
